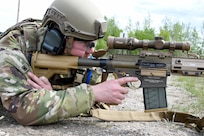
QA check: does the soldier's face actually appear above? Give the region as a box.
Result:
[70,40,95,58]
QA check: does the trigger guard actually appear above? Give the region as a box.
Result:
[127,80,141,90]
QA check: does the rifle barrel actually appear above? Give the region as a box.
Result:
[78,58,138,69]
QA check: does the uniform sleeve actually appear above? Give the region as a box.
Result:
[0,48,95,125]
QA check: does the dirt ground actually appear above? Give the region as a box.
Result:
[0,75,203,136]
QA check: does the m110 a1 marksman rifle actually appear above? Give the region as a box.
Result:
[31,36,204,132]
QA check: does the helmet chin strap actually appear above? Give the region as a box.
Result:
[64,36,74,55]
[36,26,48,53]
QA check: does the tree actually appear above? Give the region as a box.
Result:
[103,16,122,39]
[124,18,135,37]
[158,17,171,41]
[170,22,183,41]
[134,14,155,40]
[190,27,203,56]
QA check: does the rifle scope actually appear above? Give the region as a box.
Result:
[107,36,190,51]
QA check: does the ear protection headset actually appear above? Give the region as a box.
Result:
[42,27,66,55]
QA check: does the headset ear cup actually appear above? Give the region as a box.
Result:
[42,28,65,55]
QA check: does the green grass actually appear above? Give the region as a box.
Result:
[174,76,204,116]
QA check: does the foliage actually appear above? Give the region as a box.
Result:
[95,16,122,50]
[158,17,171,41]
[133,14,156,40]
[95,39,107,50]
[176,76,204,115]
[103,16,122,39]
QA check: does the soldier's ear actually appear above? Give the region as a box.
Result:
[42,28,65,55]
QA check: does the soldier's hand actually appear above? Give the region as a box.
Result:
[27,72,52,90]
[91,77,138,104]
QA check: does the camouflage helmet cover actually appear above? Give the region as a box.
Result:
[42,0,107,41]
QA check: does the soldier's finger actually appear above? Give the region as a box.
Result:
[27,72,44,86]
[27,72,39,81]
[116,77,138,85]
[116,93,125,101]
[39,76,50,85]
[27,79,42,89]
[119,87,129,94]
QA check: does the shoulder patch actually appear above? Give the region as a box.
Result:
[5,54,30,74]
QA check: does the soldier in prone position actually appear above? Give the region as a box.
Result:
[0,0,137,125]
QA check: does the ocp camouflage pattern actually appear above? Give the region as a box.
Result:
[0,19,95,125]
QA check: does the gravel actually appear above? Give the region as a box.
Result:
[0,75,203,136]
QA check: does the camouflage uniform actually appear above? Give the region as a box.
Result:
[0,19,96,125]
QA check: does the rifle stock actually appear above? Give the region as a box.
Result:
[32,52,79,79]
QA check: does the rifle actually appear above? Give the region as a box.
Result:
[32,36,204,111]
[31,36,204,132]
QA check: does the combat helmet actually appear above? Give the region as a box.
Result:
[41,0,107,41]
